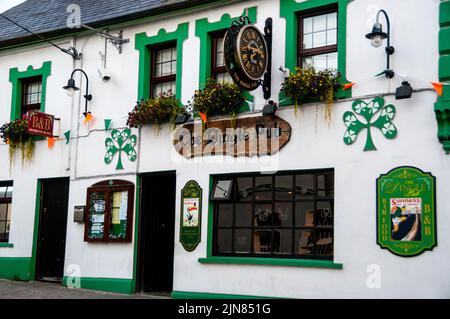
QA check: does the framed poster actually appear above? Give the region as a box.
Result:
[180,181,202,252]
[377,166,437,257]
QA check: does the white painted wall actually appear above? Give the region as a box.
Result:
[1,0,449,298]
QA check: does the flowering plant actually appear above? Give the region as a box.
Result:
[281,67,341,120]
[126,91,186,132]
[189,80,244,123]
[0,117,35,165]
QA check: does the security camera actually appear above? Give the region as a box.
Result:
[98,67,111,82]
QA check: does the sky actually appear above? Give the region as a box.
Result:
[0,0,26,13]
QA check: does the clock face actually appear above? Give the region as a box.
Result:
[237,25,268,81]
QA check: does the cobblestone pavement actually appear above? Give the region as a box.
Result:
[0,279,170,299]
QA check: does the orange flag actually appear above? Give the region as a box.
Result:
[47,137,56,150]
[199,112,208,124]
[431,82,443,96]
[5,138,9,145]
[343,82,356,90]
[83,112,93,124]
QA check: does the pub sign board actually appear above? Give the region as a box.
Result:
[377,166,437,257]
[26,111,54,138]
[180,180,202,252]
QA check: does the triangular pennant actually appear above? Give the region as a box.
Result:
[431,82,443,96]
[47,137,56,150]
[343,82,356,90]
[64,131,71,145]
[83,112,93,124]
[104,119,112,131]
[199,112,208,124]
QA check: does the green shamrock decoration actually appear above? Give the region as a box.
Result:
[104,129,137,170]
[343,97,397,151]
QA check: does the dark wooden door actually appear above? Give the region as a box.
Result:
[137,172,176,293]
[36,178,70,282]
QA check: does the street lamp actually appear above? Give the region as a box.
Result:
[365,10,395,78]
[63,69,92,117]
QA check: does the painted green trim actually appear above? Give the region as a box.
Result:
[29,179,42,281]
[279,0,352,106]
[135,23,189,100]
[62,276,133,295]
[131,175,142,293]
[198,256,343,269]
[195,8,256,113]
[8,62,52,121]
[0,243,14,248]
[436,1,450,154]
[206,176,214,257]
[172,290,279,299]
[0,257,31,281]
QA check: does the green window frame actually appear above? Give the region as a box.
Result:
[279,0,352,106]
[195,8,257,113]
[9,61,52,121]
[135,23,189,101]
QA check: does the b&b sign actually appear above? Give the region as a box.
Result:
[26,111,54,138]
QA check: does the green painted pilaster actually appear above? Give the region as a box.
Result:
[279,0,352,106]
[135,23,189,101]
[9,62,52,121]
[0,258,31,281]
[436,0,450,154]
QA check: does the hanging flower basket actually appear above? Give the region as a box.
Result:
[0,118,35,166]
[189,80,244,127]
[126,91,186,133]
[281,67,341,121]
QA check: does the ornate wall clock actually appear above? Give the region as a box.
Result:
[224,17,271,93]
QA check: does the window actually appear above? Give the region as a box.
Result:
[0,182,13,243]
[151,42,177,97]
[85,180,134,243]
[211,31,233,84]
[21,76,43,116]
[298,7,338,71]
[212,170,334,260]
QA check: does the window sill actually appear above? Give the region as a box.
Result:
[198,256,343,269]
[0,243,14,248]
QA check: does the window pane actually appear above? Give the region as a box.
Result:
[315,229,333,256]
[153,81,176,97]
[255,176,272,201]
[214,72,233,84]
[313,14,327,32]
[216,229,232,253]
[217,203,233,227]
[0,221,6,241]
[302,52,338,71]
[273,229,293,255]
[295,174,315,199]
[0,204,7,220]
[0,187,7,198]
[275,175,293,200]
[295,202,315,227]
[327,30,337,46]
[313,31,326,47]
[254,230,272,253]
[303,17,313,34]
[7,204,12,221]
[316,201,333,227]
[237,177,253,202]
[87,192,106,240]
[295,229,315,255]
[109,191,128,240]
[274,202,292,227]
[303,33,313,49]
[236,203,252,227]
[234,229,251,253]
[317,173,334,197]
[254,203,272,227]
[327,12,337,29]
[24,80,42,105]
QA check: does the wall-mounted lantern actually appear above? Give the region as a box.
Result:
[63,69,93,118]
[366,10,395,79]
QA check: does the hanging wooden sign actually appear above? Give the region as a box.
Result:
[180,181,202,252]
[173,115,291,158]
[26,111,54,138]
[377,166,437,257]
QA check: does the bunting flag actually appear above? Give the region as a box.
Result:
[83,112,93,124]
[104,119,112,131]
[431,82,444,96]
[47,137,56,150]
[199,112,208,124]
[64,131,71,145]
[343,82,356,90]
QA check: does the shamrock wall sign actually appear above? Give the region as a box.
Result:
[104,129,137,170]
[343,97,397,151]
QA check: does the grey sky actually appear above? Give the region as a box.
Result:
[0,0,26,14]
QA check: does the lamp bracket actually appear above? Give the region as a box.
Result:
[82,24,130,54]
[61,46,82,60]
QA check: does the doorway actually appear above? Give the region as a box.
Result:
[137,172,176,293]
[35,178,70,282]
